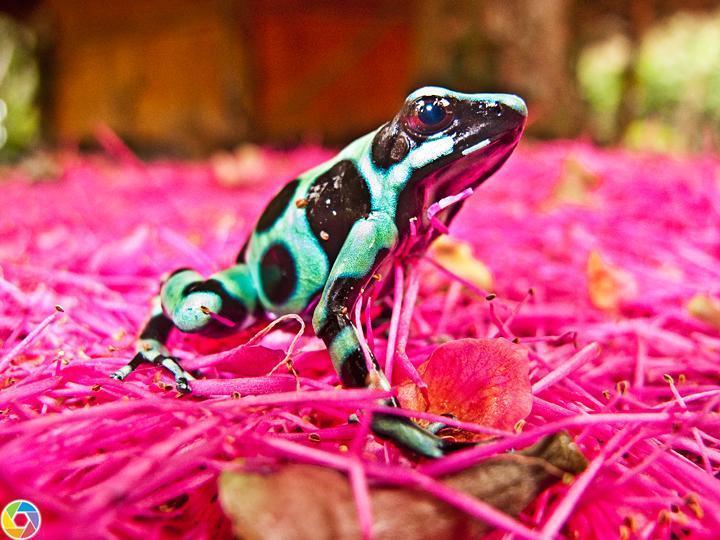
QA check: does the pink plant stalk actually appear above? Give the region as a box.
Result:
[0,140,719,539]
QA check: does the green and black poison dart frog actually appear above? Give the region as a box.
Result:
[112,87,527,458]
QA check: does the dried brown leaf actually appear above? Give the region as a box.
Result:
[219,433,587,540]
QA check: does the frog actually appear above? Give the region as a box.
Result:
[111,86,527,458]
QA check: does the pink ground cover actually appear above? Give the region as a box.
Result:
[0,139,719,539]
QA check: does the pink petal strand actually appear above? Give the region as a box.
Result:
[1,141,719,538]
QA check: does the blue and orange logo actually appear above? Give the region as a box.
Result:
[1,500,41,539]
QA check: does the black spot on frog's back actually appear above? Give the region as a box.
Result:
[306,160,371,264]
[260,243,297,305]
[256,178,300,233]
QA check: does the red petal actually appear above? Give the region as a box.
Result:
[398,338,531,438]
[212,345,286,376]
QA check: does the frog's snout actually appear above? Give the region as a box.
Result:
[494,94,528,117]
[464,92,527,148]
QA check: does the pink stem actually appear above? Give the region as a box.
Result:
[0,306,63,373]
[393,264,428,403]
[349,459,374,540]
[354,294,375,376]
[539,428,628,538]
[531,342,601,394]
[364,292,377,353]
[384,264,404,380]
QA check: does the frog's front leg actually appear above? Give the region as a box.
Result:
[312,213,446,458]
[112,264,257,391]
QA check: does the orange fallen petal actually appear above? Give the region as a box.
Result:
[587,250,637,311]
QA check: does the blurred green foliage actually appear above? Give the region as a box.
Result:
[0,15,40,162]
[2,7,720,160]
[579,9,720,152]
[635,11,720,119]
[577,34,631,144]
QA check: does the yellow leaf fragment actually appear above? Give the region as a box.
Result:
[211,144,267,187]
[430,236,493,290]
[548,156,601,206]
[587,250,637,311]
[687,295,720,330]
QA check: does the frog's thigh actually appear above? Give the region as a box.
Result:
[252,224,329,315]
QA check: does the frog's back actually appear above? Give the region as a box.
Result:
[242,134,379,316]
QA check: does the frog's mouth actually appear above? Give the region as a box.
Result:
[394,129,522,241]
[428,126,524,203]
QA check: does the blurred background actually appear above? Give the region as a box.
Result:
[1,0,720,162]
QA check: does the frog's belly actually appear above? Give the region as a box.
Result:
[246,212,330,316]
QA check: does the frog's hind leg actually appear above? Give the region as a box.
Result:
[111,264,258,391]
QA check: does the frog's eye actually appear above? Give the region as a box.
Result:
[406,97,454,135]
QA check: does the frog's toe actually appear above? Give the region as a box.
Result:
[426,413,459,435]
[175,377,192,393]
[110,370,126,381]
[158,355,195,393]
[110,352,147,382]
[427,421,448,435]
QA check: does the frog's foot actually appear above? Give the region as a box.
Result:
[424,414,478,452]
[157,355,195,393]
[371,412,447,459]
[111,337,169,382]
[111,339,195,393]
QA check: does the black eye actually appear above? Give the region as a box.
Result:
[406,97,453,135]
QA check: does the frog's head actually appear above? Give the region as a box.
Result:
[372,86,527,231]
